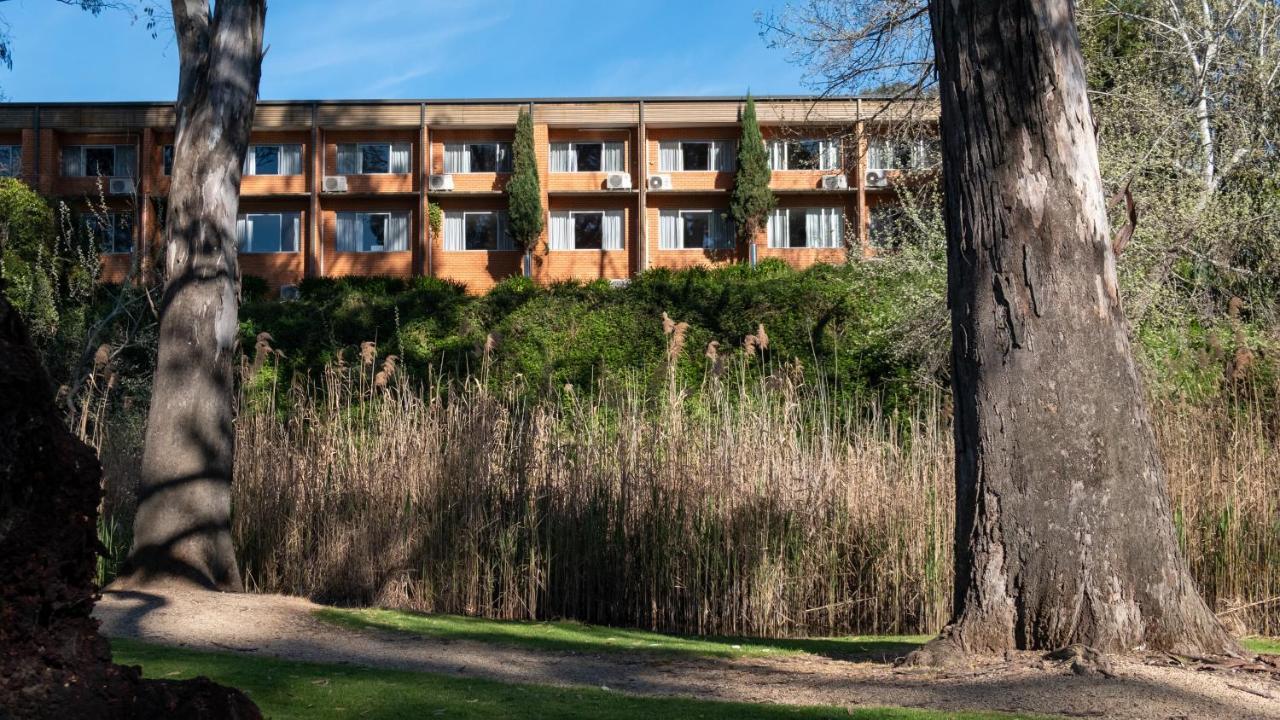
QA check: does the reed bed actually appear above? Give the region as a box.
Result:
[228,339,1280,637]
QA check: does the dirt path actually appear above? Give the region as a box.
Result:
[95,588,1280,719]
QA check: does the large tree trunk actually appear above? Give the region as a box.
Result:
[124,0,265,591]
[925,0,1236,655]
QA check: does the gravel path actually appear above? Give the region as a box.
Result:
[95,588,1280,719]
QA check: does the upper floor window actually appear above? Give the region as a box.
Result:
[162,145,174,175]
[549,142,624,173]
[336,143,412,175]
[335,211,410,252]
[236,212,301,253]
[767,208,844,249]
[769,139,840,171]
[83,211,134,254]
[245,144,303,176]
[443,142,512,173]
[548,210,624,250]
[442,210,515,251]
[62,144,136,177]
[658,209,734,250]
[867,138,937,171]
[0,145,21,177]
[658,141,735,172]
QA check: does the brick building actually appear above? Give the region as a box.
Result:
[0,96,934,294]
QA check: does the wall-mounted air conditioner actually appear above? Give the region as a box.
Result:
[323,175,348,193]
[820,174,848,190]
[606,172,632,190]
[429,174,454,191]
[279,284,300,301]
[108,178,135,195]
[647,174,673,191]
[865,171,888,188]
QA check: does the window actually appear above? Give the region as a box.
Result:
[443,142,512,173]
[767,208,844,248]
[548,210,624,250]
[335,211,410,252]
[243,144,302,176]
[658,140,735,172]
[768,139,840,171]
[442,211,515,251]
[83,211,134,254]
[867,138,938,170]
[162,145,174,175]
[62,145,136,177]
[236,212,300,253]
[549,142,625,172]
[869,205,904,249]
[0,145,21,177]
[336,143,412,174]
[658,209,734,250]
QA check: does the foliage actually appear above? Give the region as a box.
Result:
[239,274,270,303]
[506,107,543,253]
[427,201,443,238]
[729,94,776,240]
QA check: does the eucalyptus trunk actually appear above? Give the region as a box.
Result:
[927,0,1236,655]
[125,0,265,591]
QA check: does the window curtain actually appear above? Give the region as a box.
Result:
[281,212,300,252]
[803,208,844,248]
[711,141,736,171]
[443,144,468,173]
[390,143,412,174]
[235,216,249,252]
[867,139,888,170]
[385,212,410,250]
[659,210,680,249]
[114,145,136,176]
[548,211,574,249]
[550,143,574,172]
[443,211,465,250]
[820,141,840,171]
[602,142,624,172]
[280,145,303,175]
[496,212,515,250]
[336,144,358,174]
[659,142,680,172]
[710,212,733,249]
[62,146,83,176]
[768,209,788,248]
[336,212,360,251]
[496,144,512,172]
[768,141,786,171]
[243,147,257,175]
[602,210,623,250]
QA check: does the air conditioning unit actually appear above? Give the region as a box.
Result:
[865,170,888,188]
[605,172,632,190]
[429,174,454,191]
[323,175,348,193]
[821,174,848,190]
[107,177,135,195]
[647,174,673,191]
[279,284,300,301]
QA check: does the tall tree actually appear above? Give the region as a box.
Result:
[124,0,266,591]
[729,94,775,245]
[507,107,543,275]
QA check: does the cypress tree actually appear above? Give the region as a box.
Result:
[507,107,543,267]
[730,94,776,244]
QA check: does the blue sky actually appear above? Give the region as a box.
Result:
[2,0,809,101]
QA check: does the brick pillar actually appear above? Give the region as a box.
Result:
[139,128,154,285]
[38,129,56,196]
[855,119,868,256]
[532,112,550,285]
[20,129,38,187]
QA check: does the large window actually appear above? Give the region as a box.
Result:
[335,211,410,252]
[236,212,301,253]
[549,142,625,173]
[442,211,515,251]
[867,138,938,170]
[83,211,134,254]
[244,144,303,176]
[548,210,624,250]
[443,142,512,173]
[62,145,136,177]
[658,209,734,250]
[768,139,840,171]
[336,143,412,175]
[0,145,21,177]
[767,208,844,249]
[658,140,735,172]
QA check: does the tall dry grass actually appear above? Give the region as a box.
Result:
[228,335,1280,638]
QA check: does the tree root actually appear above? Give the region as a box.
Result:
[1044,644,1117,678]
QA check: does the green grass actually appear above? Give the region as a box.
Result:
[111,638,1044,720]
[316,608,930,661]
[1244,637,1280,655]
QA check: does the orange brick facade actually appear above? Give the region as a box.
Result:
[1,97,932,295]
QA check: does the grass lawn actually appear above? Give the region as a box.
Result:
[111,638,1047,720]
[1244,637,1280,655]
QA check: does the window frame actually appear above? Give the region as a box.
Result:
[465,142,513,174]
[669,209,733,251]
[679,142,712,172]
[771,138,842,172]
[238,211,301,254]
[0,145,21,177]
[162,145,174,176]
[82,145,118,177]
[568,210,606,251]
[84,210,134,255]
[462,210,513,251]
[247,144,282,176]
[357,142,393,175]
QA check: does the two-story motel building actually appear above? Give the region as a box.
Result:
[0,96,933,294]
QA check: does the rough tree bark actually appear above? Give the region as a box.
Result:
[922,0,1238,656]
[123,0,265,591]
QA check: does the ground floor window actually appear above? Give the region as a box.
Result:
[658,209,734,250]
[767,208,843,248]
[237,212,301,253]
[868,205,903,249]
[442,210,515,251]
[0,145,22,176]
[548,210,624,250]
[335,211,410,252]
[83,211,134,254]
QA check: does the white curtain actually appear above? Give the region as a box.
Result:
[390,143,412,174]
[336,144,358,174]
[283,212,301,252]
[867,139,889,170]
[550,143,574,172]
[805,209,822,249]
[443,211,465,250]
[115,145,136,176]
[768,141,786,171]
[496,212,514,250]
[235,216,249,252]
[444,144,468,174]
[243,147,258,175]
[548,211,574,249]
[659,210,680,249]
[62,146,83,176]
[602,142,624,172]
[820,141,840,170]
[659,142,680,172]
[336,212,360,251]
[710,212,733,249]
[496,144,512,172]
[768,209,788,248]
[280,145,303,175]
[602,210,623,250]
[385,212,410,250]
[712,141,736,171]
